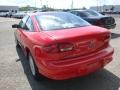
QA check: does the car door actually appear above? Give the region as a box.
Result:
[20,16,35,53]
[15,15,29,45]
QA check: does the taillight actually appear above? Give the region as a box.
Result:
[100,34,111,42]
[59,43,73,52]
[105,34,111,42]
[106,34,111,39]
[42,44,59,53]
[42,43,73,53]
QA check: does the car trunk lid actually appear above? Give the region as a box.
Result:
[43,26,110,60]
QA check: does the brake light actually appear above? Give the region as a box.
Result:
[105,33,111,39]
[105,34,111,42]
[42,43,73,53]
[42,44,59,53]
[106,34,111,39]
[59,43,73,52]
[100,34,111,42]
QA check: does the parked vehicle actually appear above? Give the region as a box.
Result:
[69,9,116,29]
[12,11,26,19]
[0,12,6,17]
[0,12,10,17]
[12,12,114,80]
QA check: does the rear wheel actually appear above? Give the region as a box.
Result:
[28,53,44,80]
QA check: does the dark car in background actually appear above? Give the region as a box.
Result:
[69,10,116,29]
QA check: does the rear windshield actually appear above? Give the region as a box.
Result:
[82,10,103,17]
[35,12,90,31]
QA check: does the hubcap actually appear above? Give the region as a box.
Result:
[29,55,35,76]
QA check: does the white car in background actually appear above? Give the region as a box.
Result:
[0,12,10,17]
[12,11,26,19]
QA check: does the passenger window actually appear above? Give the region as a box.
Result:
[71,11,77,15]
[19,20,24,28]
[77,12,87,17]
[25,17,34,32]
[19,15,29,28]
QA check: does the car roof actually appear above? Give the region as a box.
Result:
[71,9,94,12]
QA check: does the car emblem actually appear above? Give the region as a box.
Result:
[88,41,94,48]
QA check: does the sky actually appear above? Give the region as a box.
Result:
[0,0,119,9]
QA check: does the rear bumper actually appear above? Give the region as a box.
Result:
[39,46,114,80]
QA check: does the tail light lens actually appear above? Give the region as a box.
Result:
[105,34,111,42]
[42,43,73,53]
[102,34,111,40]
[59,43,73,52]
[42,44,59,53]
[106,34,111,39]
[99,34,111,43]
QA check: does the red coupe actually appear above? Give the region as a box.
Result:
[12,12,114,80]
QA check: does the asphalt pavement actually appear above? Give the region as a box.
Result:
[0,16,120,90]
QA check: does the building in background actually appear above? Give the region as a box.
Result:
[90,5,120,13]
[0,5,19,13]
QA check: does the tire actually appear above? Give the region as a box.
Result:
[28,53,44,80]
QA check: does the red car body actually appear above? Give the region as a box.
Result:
[13,12,114,80]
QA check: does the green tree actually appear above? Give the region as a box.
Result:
[41,5,55,11]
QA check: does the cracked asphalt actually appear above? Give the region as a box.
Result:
[0,15,120,90]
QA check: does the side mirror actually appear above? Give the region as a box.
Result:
[12,24,20,28]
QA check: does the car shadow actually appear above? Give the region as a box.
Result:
[111,33,120,39]
[16,47,120,90]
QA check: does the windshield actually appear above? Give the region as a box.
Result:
[83,10,103,17]
[36,12,90,31]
